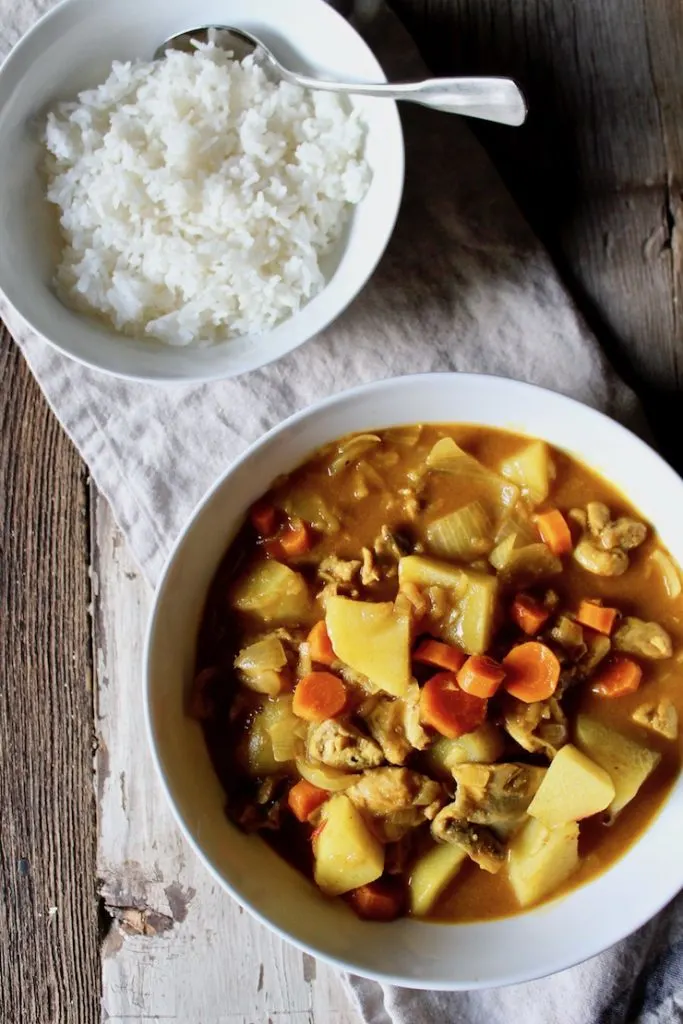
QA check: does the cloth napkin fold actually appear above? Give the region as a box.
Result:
[1,1,680,1021]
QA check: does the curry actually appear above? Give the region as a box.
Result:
[193,425,683,923]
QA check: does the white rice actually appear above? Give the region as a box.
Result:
[43,46,371,346]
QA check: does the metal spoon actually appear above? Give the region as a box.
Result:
[154,26,527,127]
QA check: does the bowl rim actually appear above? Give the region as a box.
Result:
[143,371,683,988]
[0,0,405,383]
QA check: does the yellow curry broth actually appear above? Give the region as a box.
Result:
[198,424,683,923]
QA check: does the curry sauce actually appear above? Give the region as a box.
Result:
[194,425,683,923]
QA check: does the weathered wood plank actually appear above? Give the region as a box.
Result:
[391,0,683,464]
[0,330,100,1024]
[92,494,357,1024]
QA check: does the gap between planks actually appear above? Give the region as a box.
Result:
[91,488,359,1024]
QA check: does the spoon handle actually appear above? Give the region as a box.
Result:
[279,71,527,126]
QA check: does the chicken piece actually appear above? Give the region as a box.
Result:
[430,807,505,873]
[568,507,588,531]
[398,488,420,521]
[360,546,381,586]
[599,517,647,552]
[306,720,384,771]
[450,762,547,829]
[550,615,586,660]
[613,617,673,660]
[363,695,430,765]
[632,699,678,740]
[573,538,628,577]
[586,501,611,536]
[503,695,568,759]
[317,555,361,585]
[346,767,445,842]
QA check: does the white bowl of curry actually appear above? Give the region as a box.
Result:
[145,373,683,989]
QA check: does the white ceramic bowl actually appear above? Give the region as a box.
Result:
[145,373,683,988]
[0,0,403,382]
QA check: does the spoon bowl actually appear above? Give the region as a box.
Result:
[156,24,528,126]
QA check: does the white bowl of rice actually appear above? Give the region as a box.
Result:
[0,0,404,381]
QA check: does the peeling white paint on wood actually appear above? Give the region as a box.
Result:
[93,495,358,1023]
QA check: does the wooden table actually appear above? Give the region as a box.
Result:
[2,1,682,1020]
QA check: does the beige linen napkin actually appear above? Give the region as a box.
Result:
[3,2,679,1021]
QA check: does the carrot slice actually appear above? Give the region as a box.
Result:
[591,655,642,698]
[250,501,278,537]
[278,519,312,557]
[511,593,551,636]
[576,600,618,636]
[307,621,336,666]
[288,779,329,822]
[413,638,466,673]
[292,671,347,722]
[420,671,488,738]
[533,509,573,556]
[503,641,561,702]
[348,880,404,922]
[457,655,506,698]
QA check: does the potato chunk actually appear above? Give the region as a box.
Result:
[575,715,661,819]
[230,559,312,626]
[445,571,498,654]
[423,723,505,778]
[527,744,615,828]
[313,794,384,896]
[398,555,468,595]
[507,817,579,908]
[500,440,552,505]
[325,596,410,696]
[408,842,468,916]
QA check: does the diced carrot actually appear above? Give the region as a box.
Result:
[503,641,561,702]
[511,593,551,636]
[457,655,506,698]
[292,671,347,722]
[250,501,278,537]
[278,519,312,557]
[307,621,336,666]
[413,638,467,673]
[419,671,488,739]
[576,600,618,636]
[533,509,573,557]
[288,779,329,822]
[347,880,404,922]
[591,655,642,698]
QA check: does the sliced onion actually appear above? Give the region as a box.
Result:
[426,501,493,561]
[268,719,306,762]
[295,757,359,791]
[277,489,340,533]
[494,503,539,547]
[489,532,517,571]
[426,438,519,511]
[328,434,382,474]
[652,549,682,598]
[234,636,287,674]
[500,543,562,586]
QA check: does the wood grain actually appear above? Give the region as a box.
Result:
[0,329,99,1024]
[92,493,358,1024]
[391,0,683,466]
